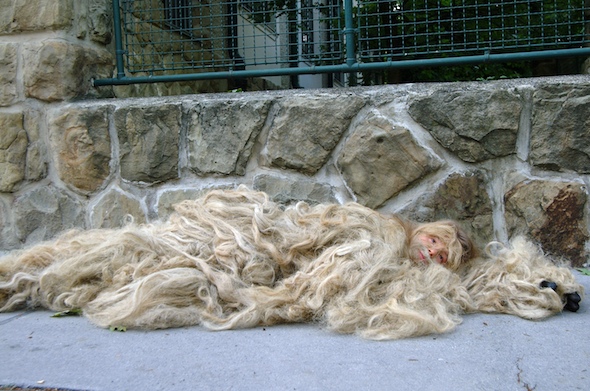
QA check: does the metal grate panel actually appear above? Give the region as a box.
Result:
[120,0,343,74]
[357,0,589,62]
[96,0,590,86]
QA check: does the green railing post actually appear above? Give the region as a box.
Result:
[343,0,356,67]
[112,0,126,80]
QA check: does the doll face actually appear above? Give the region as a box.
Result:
[415,234,449,265]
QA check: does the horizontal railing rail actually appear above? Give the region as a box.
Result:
[94,0,590,87]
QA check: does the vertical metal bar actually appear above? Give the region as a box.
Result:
[343,0,355,66]
[112,0,125,79]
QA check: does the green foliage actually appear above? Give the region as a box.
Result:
[407,62,534,82]
[354,0,586,83]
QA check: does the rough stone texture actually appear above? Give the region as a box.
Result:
[23,40,114,102]
[13,185,85,245]
[84,0,113,44]
[400,172,494,248]
[0,112,27,192]
[253,174,337,205]
[505,180,588,267]
[22,109,48,182]
[338,110,442,209]
[0,197,19,250]
[0,78,589,267]
[408,88,521,162]
[265,94,366,174]
[0,0,73,33]
[530,85,590,173]
[90,188,146,229]
[156,187,231,221]
[115,104,181,183]
[48,106,111,194]
[0,43,18,106]
[0,0,12,33]
[188,99,272,176]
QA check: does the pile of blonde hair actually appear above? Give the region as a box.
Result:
[0,187,583,340]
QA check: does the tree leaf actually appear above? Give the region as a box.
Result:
[576,268,590,276]
[52,309,83,317]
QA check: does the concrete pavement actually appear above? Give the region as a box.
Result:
[1,271,589,391]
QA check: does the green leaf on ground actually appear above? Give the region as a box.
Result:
[109,325,127,332]
[576,268,590,276]
[51,309,83,318]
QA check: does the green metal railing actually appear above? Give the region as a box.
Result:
[94,0,590,86]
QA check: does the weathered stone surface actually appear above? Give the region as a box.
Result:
[265,94,365,174]
[0,0,13,33]
[113,79,229,99]
[408,88,521,162]
[0,0,73,33]
[13,185,85,245]
[337,111,442,209]
[23,40,114,102]
[48,106,111,194]
[0,197,19,251]
[23,109,47,182]
[0,112,27,192]
[188,99,271,175]
[0,43,18,106]
[156,186,232,220]
[86,0,113,44]
[253,174,337,205]
[115,104,181,183]
[505,180,588,267]
[400,172,494,247]
[90,189,146,229]
[530,85,590,173]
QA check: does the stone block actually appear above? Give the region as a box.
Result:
[253,174,337,205]
[114,104,181,183]
[408,88,521,162]
[23,40,114,102]
[337,110,442,209]
[505,179,588,267]
[77,0,113,44]
[530,85,590,173]
[0,112,27,192]
[0,43,18,106]
[1,0,73,33]
[0,0,13,33]
[0,197,19,250]
[187,98,271,175]
[23,110,48,182]
[265,94,365,174]
[156,186,233,221]
[13,185,86,245]
[48,105,111,194]
[90,189,146,229]
[399,172,494,247]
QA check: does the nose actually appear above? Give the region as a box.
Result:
[564,292,581,312]
[428,248,438,257]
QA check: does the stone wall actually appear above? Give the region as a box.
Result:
[0,0,232,104]
[0,1,589,266]
[1,76,590,267]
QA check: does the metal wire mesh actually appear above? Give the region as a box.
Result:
[357,0,589,62]
[120,0,343,74]
[115,0,589,78]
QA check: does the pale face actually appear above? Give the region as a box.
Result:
[416,234,448,265]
